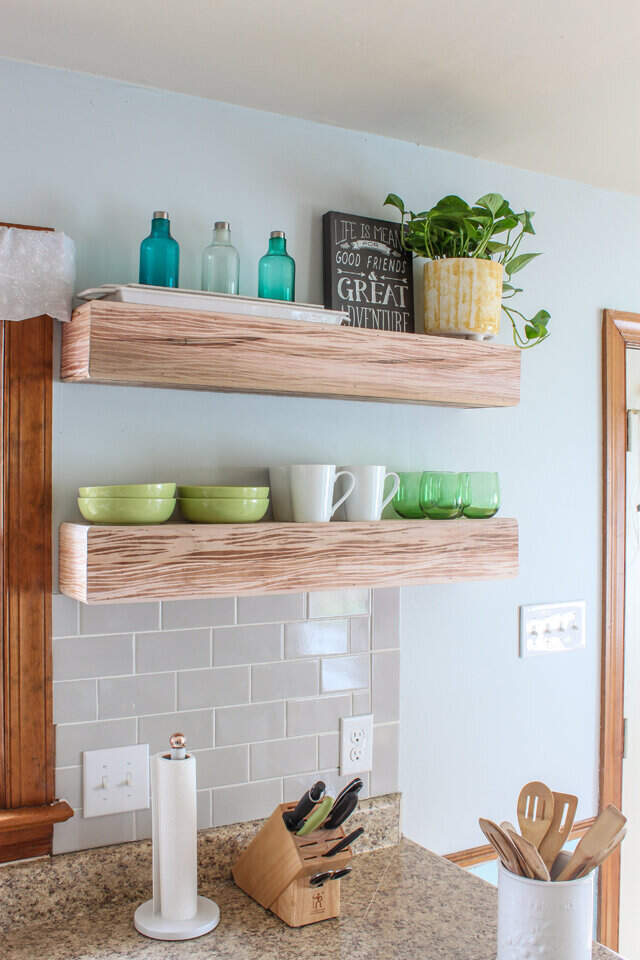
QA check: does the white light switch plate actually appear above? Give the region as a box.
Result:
[83,743,149,818]
[340,714,374,775]
[519,601,586,657]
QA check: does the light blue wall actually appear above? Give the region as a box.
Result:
[1,57,639,853]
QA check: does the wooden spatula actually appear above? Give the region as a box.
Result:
[538,791,578,870]
[502,822,551,881]
[517,781,554,849]
[556,804,627,881]
[479,818,524,876]
[573,826,627,879]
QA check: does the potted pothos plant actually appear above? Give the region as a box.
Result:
[384,192,550,348]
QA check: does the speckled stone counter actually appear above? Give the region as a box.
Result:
[2,836,621,960]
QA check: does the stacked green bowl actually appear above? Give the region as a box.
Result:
[177,485,269,523]
[77,483,177,524]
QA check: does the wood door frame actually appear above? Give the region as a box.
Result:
[600,308,640,949]
[0,221,72,862]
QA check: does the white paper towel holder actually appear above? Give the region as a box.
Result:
[134,734,220,941]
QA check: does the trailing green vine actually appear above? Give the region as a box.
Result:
[384,192,550,348]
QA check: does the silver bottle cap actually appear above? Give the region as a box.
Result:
[153,211,169,220]
[214,221,230,231]
[270,230,285,239]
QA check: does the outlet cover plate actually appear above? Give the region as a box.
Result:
[519,601,586,657]
[340,714,374,775]
[83,743,149,818]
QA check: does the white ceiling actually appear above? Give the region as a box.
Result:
[3,0,639,194]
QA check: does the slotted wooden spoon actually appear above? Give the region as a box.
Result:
[479,818,524,876]
[517,781,554,849]
[556,804,627,882]
[501,821,550,881]
[538,791,578,871]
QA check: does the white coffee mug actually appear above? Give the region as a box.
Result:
[290,465,356,522]
[338,465,400,521]
[269,466,293,521]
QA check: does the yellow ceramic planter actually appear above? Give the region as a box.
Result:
[424,258,503,339]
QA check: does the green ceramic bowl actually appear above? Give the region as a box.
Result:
[78,497,176,524]
[178,485,269,500]
[79,483,177,499]
[178,497,269,523]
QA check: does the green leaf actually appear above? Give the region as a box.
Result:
[384,193,405,214]
[491,217,519,235]
[502,283,523,294]
[434,195,470,212]
[485,241,509,253]
[476,193,504,216]
[516,210,536,234]
[505,252,541,276]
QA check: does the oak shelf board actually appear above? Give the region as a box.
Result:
[61,300,521,408]
[59,519,519,604]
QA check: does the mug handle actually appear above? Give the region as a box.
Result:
[381,472,401,511]
[331,470,356,517]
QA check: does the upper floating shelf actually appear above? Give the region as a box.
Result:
[61,301,521,408]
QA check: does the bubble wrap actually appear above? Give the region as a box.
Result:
[0,227,75,322]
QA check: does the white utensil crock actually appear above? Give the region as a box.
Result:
[338,465,400,521]
[497,862,593,960]
[290,465,356,522]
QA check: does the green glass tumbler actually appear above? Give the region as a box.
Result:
[392,472,424,518]
[421,471,464,519]
[461,472,500,518]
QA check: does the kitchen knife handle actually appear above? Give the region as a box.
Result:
[283,780,325,830]
[296,795,334,836]
[323,788,358,829]
[323,827,364,858]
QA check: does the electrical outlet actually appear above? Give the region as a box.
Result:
[340,714,374,775]
[83,744,149,818]
[519,601,586,657]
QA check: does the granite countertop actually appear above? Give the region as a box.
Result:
[4,838,621,960]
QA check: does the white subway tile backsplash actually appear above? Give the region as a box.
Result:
[372,650,400,722]
[213,623,282,666]
[136,628,210,673]
[98,673,175,719]
[215,701,285,746]
[352,690,371,714]
[138,709,213,754]
[196,745,249,788]
[53,811,135,855]
[350,617,371,653]
[318,732,339,769]
[284,620,348,658]
[52,594,78,637]
[237,593,305,624]
[53,633,133,681]
[320,654,369,693]
[308,589,370,619]
[287,695,351,737]
[250,736,316,780]
[177,666,250,710]
[161,597,235,630]
[55,766,82,809]
[251,660,318,702]
[371,723,400,796]
[79,601,160,636]
[283,770,369,802]
[53,679,97,724]
[213,778,282,827]
[197,790,212,830]
[56,718,137,767]
[372,588,401,649]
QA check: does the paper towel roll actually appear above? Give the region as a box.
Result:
[152,752,198,922]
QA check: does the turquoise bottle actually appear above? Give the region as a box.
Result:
[258,231,295,301]
[139,211,179,287]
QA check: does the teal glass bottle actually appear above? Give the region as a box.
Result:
[202,221,240,294]
[258,231,295,301]
[139,211,179,287]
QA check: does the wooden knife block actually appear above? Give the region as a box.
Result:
[232,801,353,927]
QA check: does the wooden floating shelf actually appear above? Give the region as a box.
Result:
[59,519,519,604]
[61,301,521,408]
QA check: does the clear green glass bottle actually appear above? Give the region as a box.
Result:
[258,231,295,301]
[201,221,240,294]
[139,211,179,287]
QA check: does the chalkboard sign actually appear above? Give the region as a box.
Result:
[323,211,414,333]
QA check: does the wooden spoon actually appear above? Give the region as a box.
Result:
[539,791,578,871]
[478,818,524,876]
[556,804,627,882]
[502,822,551,881]
[499,821,532,877]
[570,825,627,880]
[517,781,554,849]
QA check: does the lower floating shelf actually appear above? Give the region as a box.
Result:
[59,519,518,603]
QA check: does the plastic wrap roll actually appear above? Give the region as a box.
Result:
[152,753,198,922]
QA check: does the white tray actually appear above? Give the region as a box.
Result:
[76,284,348,326]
